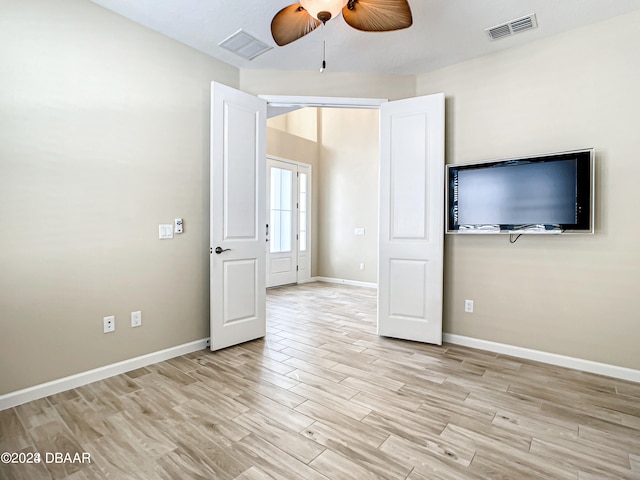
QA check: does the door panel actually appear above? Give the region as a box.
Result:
[271,257,293,274]
[210,82,266,351]
[390,113,428,239]
[224,103,258,239]
[378,94,445,345]
[223,259,258,325]
[389,259,427,319]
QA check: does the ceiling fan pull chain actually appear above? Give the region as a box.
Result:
[319,21,327,73]
[320,39,326,72]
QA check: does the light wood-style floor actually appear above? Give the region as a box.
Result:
[1,282,639,479]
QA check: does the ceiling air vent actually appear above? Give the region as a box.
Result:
[486,13,538,41]
[218,29,272,60]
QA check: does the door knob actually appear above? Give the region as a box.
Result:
[214,246,231,254]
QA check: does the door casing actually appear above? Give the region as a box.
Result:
[266,156,312,288]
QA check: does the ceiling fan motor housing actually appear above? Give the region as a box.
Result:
[317,11,332,23]
[300,0,348,22]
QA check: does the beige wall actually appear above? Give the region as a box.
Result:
[0,0,238,394]
[316,108,379,283]
[241,69,415,101]
[417,10,640,369]
[268,108,319,143]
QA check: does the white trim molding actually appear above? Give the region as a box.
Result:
[260,95,387,110]
[0,338,210,411]
[311,276,378,289]
[444,333,640,383]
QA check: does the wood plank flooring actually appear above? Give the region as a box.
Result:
[1,282,639,479]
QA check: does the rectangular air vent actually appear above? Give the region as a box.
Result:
[218,29,272,60]
[486,13,538,41]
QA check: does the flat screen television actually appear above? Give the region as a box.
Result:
[446,149,594,234]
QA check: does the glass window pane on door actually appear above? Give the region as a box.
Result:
[270,167,293,253]
[299,173,308,252]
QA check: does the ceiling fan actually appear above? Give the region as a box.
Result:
[271,0,413,46]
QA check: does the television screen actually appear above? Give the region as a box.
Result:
[446,149,594,234]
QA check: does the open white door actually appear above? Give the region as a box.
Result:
[378,93,445,344]
[210,82,266,351]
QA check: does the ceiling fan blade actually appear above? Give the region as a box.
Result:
[271,3,322,46]
[342,0,412,32]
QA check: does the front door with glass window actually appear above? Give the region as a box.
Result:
[266,158,311,287]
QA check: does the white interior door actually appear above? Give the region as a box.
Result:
[266,158,298,287]
[210,82,266,351]
[378,93,445,344]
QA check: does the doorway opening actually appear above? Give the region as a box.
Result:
[265,97,383,292]
[209,83,444,351]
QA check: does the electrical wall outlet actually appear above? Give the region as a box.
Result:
[359,263,365,270]
[103,315,115,333]
[464,299,474,313]
[131,311,142,328]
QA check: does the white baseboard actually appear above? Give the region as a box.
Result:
[0,338,210,411]
[312,276,378,289]
[444,333,640,383]
[5,331,636,411]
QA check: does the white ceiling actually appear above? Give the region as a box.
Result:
[90,0,640,75]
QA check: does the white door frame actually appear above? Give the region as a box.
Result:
[266,156,313,287]
[262,95,386,113]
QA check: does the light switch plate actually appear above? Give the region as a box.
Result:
[159,224,173,239]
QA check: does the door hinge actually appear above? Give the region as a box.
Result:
[296,265,299,271]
